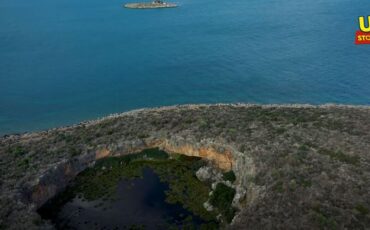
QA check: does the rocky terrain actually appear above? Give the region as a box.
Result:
[0,104,369,229]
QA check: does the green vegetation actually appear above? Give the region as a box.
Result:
[41,148,220,227]
[273,180,284,193]
[300,178,312,188]
[68,146,81,157]
[355,204,369,215]
[222,170,236,183]
[313,212,337,230]
[311,207,338,230]
[298,144,310,152]
[210,183,236,223]
[274,127,286,134]
[67,149,172,201]
[318,148,360,165]
[17,158,29,169]
[8,146,26,157]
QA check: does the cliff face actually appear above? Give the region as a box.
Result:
[160,140,234,170]
[96,138,234,170]
[31,137,240,209]
[1,104,370,229]
[30,153,95,208]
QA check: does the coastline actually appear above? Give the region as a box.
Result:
[1,103,370,229]
[2,103,370,139]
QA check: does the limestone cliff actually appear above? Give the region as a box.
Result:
[30,137,240,209]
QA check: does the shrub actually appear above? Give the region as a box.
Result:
[8,146,26,157]
[312,210,337,230]
[223,171,236,183]
[17,158,29,168]
[68,147,81,157]
[210,183,236,223]
[355,204,369,215]
[318,148,359,165]
[298,144,310,152]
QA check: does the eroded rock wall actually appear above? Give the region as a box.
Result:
[30,152,95,208]
[30,136,246,209]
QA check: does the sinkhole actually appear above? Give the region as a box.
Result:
[37,148,237,229]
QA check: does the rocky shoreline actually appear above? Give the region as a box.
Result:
[1,104,370,229]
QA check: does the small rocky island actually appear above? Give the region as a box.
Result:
[0,104,370,229]
[124,0,177,9]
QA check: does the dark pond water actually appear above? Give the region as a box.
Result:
[38,167,205,229]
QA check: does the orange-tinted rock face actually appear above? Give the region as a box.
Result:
[94,139,234,171]
[159,143,233,171]
[96,148,110,159]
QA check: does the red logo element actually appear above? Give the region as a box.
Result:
[355,30,370,45]
[356,16,370,45]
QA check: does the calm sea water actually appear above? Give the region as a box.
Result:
[0,0,369,135]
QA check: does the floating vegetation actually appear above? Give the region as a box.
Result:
[38,148,238,229]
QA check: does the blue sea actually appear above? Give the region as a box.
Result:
[0,0,369,135]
